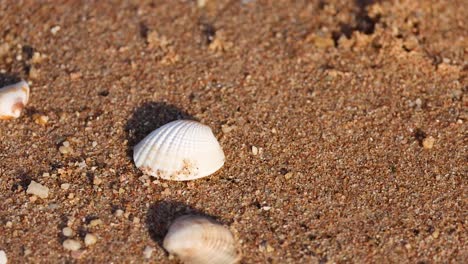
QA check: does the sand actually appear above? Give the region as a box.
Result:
[0,0,466,263]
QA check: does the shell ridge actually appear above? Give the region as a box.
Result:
[135,120,179,169]
[142,121,178,167]
[157,120,194,173]
[146,120,187,173]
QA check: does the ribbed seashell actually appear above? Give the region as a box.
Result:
[163,215,240,264]
[133,120,225,181]
[0,80,30,120]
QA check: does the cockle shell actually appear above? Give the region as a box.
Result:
[0,80,30,120]
[163,215,240,264]
[133,120,225,181]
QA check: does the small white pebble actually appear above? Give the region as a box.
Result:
[284,172,294,180]
[143,246,154,259]
[251,146,258,155]
[61,183,70,190]
[5,221,12,228]
[261,206,272,211]
[415,98,423,108]
[62,227,73,237]
[197,0,207,8]
[59,141,73,154]
[84,233,97,246]
[114,209,124,217]
[26,181,49,199]
[50,25,61,35]
[63,239,81,251]
[0,250,7,264]
[92,141,98,148]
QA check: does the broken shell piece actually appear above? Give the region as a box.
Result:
[133,120,225,181]
[163,215,240,264]
[0,80,30,120]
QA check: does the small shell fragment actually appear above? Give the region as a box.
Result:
[133,120,225,181]
[26,181,49,199]
[163,215,240,264]
[0,80,30,120]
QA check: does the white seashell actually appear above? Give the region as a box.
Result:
[133,120,225,181]
[163,215,240,264]
[0,80,30,120]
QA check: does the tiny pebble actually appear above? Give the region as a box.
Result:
[36,115,48,125]
[197,0,207,8]
[63,239,81,251]
[84,233,98,246]
[266,244,275,253]
[59,141,73,154]
[422,136,435,149]
[143,246,154,259]
[284,172,294,180]
[5,221,12,228]
[31,52,44,64]
[414,98,423,109]
[221,124,237,134]
[114,209,124,217]
[62,227,74,237]
[93,177,102,185]
[69,72,82,80]
[89,219,103,227]
[50,25,61,35]
[0,250,6,264]
[252,146,258,155]
[61,183,70,190]
[26,181,49,199]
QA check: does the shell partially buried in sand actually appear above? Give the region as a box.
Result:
[163,215,241,264]
[0,80,30,120]
[133,120,225,181]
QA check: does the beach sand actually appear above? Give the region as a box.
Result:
[0,0,466,263]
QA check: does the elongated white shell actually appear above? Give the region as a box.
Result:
[133,120,225,181]
[0,80,30,120]
[163,215,240,264]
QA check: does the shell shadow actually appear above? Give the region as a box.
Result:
[124,102,196,161]
[0,73,21,87]
[146,200,220,247]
